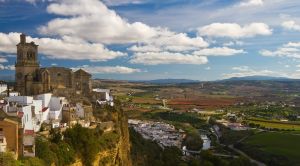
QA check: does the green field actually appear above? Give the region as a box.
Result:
[247,118,300,130]
[238,132,300,165]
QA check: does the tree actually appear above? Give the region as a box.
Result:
[63,124,100,166]
[50,142,76,166]
[35,137,58,166]
[183,133,203,151]
[49,128,62,144]
[162,147,184,166]
[0,152,21,166]
[21,157,46,166]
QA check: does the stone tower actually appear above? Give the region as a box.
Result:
[15,34,40,95]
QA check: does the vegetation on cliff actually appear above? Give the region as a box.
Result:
[33,100,132,166]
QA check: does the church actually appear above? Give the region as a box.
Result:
[15,34,92,96]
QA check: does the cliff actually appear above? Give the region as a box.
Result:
[70,104,132,166]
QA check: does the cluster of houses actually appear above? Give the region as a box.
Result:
[128,119,184,148]
[0,83,114,159]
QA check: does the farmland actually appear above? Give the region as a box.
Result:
[236,132,300,166]
[93,79,300,165]
[246,118,300,130]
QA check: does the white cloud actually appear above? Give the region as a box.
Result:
[102,0,145,6]
[71,65,141,74]
[238,0,264,7]
[129,47,244,65]
[0,64,15,70]
[0,56,8,63]
[128,31,208,53]
[205,67,211,70]
[193,47,246,56]
[232,66,250,71]
[282,20,300,31]
[284,42,300,47]
[260,42,300,59]
[130,52,208,65]
[38,0,157,44]
[223,41,244,46]
[39,0,208,52]
[222,66,296,79]
[0,32,126,61]
[35,0,218,65]
[198,22,272,38]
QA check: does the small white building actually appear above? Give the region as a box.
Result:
[201,135,211,150]
[36,93,52,108]
[0,84,7,94]
[49,97,67,121]
[9,92,19,97]
[93,88,114,106]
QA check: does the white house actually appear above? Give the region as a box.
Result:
[4,96,34,131]
[36,93,52,108]
[93,88,114,106]
[49,96,68,121]
[7,96,34,105]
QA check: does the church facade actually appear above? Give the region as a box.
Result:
[15,34,92,96]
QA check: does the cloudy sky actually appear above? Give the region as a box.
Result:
[1,0,300,81]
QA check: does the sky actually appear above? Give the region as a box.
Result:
[1,0,300,81]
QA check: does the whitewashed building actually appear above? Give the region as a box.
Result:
[49,96,68,121]
[93,88,114,106]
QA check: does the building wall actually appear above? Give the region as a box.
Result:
[21,105,33,131]
[36,93,52,108]
[8,96,33,105]
[0,119,19,157]
[0,84,7,94]
[48,97,65,121]
[47,67,73,89]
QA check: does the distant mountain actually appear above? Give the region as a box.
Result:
[222,76,294,81]
[132,79,200,84]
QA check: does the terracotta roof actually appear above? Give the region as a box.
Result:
[17,111,24,118]
[24,130,34,135]
[42,107,48,112]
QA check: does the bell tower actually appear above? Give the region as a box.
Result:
[15,33,40,95]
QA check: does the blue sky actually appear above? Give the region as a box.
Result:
[1,0,300,81]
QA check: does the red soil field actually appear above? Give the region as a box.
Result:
[168,97,239,109]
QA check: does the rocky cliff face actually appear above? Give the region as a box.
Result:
[113,108,132,166]
[71,107,132,166]
[97,108,132,166]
